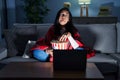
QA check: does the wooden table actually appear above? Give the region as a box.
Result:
[0,62,104,80]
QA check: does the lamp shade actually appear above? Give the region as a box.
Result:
[64,2,71,8]
[78,0,91,4]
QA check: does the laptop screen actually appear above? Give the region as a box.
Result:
[53,50,87,71]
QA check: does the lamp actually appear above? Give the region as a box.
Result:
[78,0,91,17]
[63,2,71,8]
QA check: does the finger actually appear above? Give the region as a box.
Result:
[58,36,62,41]
[63,35,68,41]
[60,36,65,41]
[64,35,67,41]
[63,35,67,41]
[60,38,64,42]
[59,35,64,41]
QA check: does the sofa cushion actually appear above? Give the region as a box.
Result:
[4,26,38,57]
[15,25,37,35]
[4,30,18,57]
[87,53,117,63]
[36,23,53,38]
[14,26,38,56]
[75,24,117,53]
[87,53,118,74]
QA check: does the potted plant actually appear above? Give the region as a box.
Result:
[23,0,49,23]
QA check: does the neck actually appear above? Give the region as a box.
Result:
[60,25,66,29]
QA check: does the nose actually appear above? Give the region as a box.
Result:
[61,14,66,17]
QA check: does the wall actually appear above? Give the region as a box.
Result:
[0,0,16,45]
[1,0,120,27]
[6,0,16,29]
[44,0,120,23]
[14,0,120,23]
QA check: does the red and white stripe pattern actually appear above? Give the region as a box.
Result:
[51,41,69,50]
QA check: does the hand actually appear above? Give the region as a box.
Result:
[45,49,53,56]
[59,32,71,42]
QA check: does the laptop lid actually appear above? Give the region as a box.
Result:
[53,50,87,71]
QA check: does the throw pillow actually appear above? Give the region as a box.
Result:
[22,40,36,58]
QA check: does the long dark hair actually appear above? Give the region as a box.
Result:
[54,7,78,37]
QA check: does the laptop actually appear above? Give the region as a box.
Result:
[53,50,87,71]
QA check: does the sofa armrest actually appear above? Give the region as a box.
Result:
[110,53,120,61]
[0,48,7,60]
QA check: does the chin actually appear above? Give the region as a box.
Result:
[60,23,67,26]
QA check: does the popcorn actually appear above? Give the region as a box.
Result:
[51,40,69,50]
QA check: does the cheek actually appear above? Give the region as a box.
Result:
[66,18,69,22]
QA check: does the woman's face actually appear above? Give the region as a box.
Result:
[58,10,69,26]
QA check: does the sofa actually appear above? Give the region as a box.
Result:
[0,23,120,80]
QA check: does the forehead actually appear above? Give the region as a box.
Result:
[60,10,69,14]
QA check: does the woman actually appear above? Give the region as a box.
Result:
[31,7,95,62]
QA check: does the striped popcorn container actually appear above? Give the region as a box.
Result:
[51,40,69,50]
